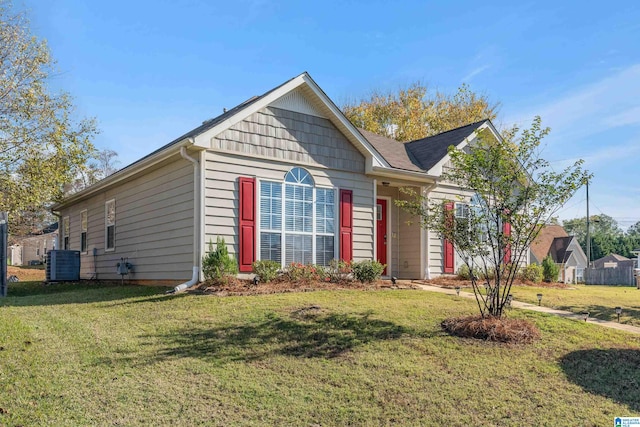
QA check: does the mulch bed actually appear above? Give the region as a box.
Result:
[442,315,541,344]
[417,276,571,289]
[194,278,420,296]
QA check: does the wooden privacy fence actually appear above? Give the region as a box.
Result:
[585,266,635,286]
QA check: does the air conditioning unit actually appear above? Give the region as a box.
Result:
[46,250,81,282]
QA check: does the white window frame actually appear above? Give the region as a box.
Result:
[80,209,88,254]
[63,216,70,250]
[257,169,338,267]
[105,199,116,252]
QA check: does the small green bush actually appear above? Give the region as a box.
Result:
[202,237,238,283]
[351,260,385,283]
[518,264,543,283]
[252,260,281,283]
[456,264,481,280]
[542,255,559,282]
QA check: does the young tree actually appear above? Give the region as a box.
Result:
[397,117,588,318]
[342,82,499,142]
[0,1,97,235]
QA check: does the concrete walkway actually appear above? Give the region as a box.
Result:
[414,283,640,335]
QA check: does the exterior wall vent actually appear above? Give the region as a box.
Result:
[46,250,81,282]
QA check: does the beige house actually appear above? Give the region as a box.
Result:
[530,225,587,283]
[52,73,501,285]
[9,226,58,266]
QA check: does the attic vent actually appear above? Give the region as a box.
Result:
[202,118,215,125]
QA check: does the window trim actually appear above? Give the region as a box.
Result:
[80,209,88,254]
[63,215,70,250]
[257,170,338,267]
[105,199,116,252]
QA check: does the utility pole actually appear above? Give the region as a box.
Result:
[586,178,591,267]
[0,212,7,297]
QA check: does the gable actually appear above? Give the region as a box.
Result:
[211,106,365,172]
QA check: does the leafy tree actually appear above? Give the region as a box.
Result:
[562,214,634,259]
[397,117,588,318]
[66,149,120,194]
[0,2,97,235]
[342,82,499,142]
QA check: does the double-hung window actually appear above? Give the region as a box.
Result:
[105,199,115,251]
[80,210,88,253]
[259,167,336,266]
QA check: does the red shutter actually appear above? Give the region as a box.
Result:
[339,189,353,262]
[443,202,455,273]
[238,177,256,272]
[503,221,512,264]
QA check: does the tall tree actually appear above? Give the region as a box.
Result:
[397,117,588,318]
[563,214,632,259]
[0,1,97,235]
[342,82,499,142]
[66,149,120,194]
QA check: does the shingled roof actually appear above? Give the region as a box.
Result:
[358,128,423,172]
[530,225,569,263]
[405,120,489,171]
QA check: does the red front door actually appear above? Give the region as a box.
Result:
[376,199,388,275]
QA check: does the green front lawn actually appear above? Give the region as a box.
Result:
[509,284,640,326]
[0,282,639,425]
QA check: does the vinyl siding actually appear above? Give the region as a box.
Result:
[204,150,374,262]
[376,185,422,279]
[426,183,473,277]
[58,155,195,282]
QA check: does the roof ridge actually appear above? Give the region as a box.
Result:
[406,119,489,145]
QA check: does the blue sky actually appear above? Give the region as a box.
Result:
[19,0,640,228]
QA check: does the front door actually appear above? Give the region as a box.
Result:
[376,199,388,275]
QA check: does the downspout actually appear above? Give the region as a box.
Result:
[171,143,200,293]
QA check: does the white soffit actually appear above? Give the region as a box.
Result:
[270,88,327,118]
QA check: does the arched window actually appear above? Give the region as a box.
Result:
[259,167,335,266]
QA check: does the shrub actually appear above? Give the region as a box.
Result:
[542,255,559,282]
[351,260,385,283]
[202,237,238,283]
[518,264,543,283]
[286,263,322,283]
[325,259,353,283]
[252,260,281,283]
[456,264,481,280]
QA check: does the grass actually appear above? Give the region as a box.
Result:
[508,284,640,326]
[0,281,639,426]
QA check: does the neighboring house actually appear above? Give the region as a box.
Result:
[593,253,635,269]
[530,225,587,283]
[8,223,58,266]
[52,72,503,284]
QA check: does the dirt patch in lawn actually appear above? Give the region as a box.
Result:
[195,278,419,296]
[7,266,46,282]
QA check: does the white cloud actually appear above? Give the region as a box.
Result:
[506,64,640,138]
[462,65,490,82]
[603,105,640,128]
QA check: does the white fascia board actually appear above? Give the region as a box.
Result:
[52,138,200,210]
[426,121,500,177]
[193,73,390,169]
[369,165,438,184]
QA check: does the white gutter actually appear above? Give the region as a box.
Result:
[171,144,201,293]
